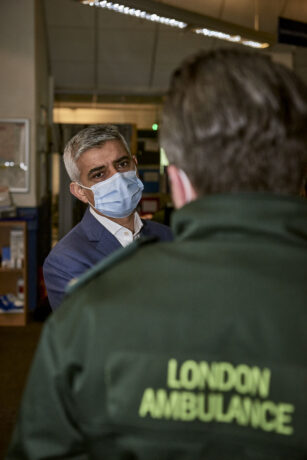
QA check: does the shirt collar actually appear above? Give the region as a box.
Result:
[132,212,143,237]
[90,206,143,237]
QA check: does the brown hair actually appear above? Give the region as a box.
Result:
[161,49,307,196]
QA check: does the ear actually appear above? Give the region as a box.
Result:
[167,165,197,209]
[70,182,90,204]
[132,155,138,166]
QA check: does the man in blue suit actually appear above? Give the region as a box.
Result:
[43,124,173,310]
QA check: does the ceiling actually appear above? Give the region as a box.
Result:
[43,0,307,103]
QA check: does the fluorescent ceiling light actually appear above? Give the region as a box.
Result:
[79,1,271,49]
[81,1,187,29]
[194,27,270,49]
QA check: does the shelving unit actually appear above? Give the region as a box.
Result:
[0,221,28,326]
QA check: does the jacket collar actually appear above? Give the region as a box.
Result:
[80,207,122,254]
[140,219,156,236]
[171,193,307,246]
[79,208,154,256]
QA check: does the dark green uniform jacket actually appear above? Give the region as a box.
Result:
[6,194,307,460]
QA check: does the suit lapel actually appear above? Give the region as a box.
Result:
[80,208,122,257]
[95,227,122,257]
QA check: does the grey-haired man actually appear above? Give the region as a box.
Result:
[43,124,173,310]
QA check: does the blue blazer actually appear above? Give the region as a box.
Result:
[43,208,173,310]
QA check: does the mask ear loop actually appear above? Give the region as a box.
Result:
[178,169,194,203]
[75,181,91,190]
[75,182,95,208]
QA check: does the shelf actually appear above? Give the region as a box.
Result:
[0,220,28,326]
[0,311,27,326]
[0,267,23,273]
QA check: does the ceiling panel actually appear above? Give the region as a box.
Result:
[44,0,94,27]
[44,0,307,101]
[155,0,225,18]
[48,27,95,62]
[222,0,255,29]
[97,28,156,61]
[152,0,307,33]
[97,28,155,90]
[284,0,307,21]
[258,1,282,34]
[97,61,154,93]
[52,60,94,92]
[97,7,156,29]
[155,28,212,61]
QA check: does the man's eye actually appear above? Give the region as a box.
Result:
[118,160,129,169]
[92,171,104,180]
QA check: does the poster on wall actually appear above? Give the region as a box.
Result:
[0,119,30,193]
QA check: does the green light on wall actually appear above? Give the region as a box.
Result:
[152,123,159,131]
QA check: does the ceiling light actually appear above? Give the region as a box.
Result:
[194,27,269,49]
[241,39,269,49]
[81,1,187,29]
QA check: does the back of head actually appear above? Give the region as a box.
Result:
[161,49,307,196]
[63,124,131,181]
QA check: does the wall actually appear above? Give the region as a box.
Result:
[53,102,162,130]
[0,0,50,208]
[35,0,52,203]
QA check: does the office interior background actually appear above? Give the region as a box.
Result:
[0,0,307,319]
[0,0,306,454]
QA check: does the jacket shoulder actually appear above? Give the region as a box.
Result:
[43,222,83,265]
[141,219,173,241]
[66,235,159,296]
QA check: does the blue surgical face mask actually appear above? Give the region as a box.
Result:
[78,170,144,218]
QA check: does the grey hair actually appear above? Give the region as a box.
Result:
[63,124,131,181]
[160,49,307,196]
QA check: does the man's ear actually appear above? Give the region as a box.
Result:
[167,165,197,209]
[70,182,89,204]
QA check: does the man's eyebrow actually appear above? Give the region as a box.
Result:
[114,155,130,164]
[88,165,105,177]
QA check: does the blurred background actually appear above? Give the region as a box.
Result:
[0,0,307,456]
[0,0,306,318]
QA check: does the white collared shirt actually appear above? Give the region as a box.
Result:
[90,207,143,247]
